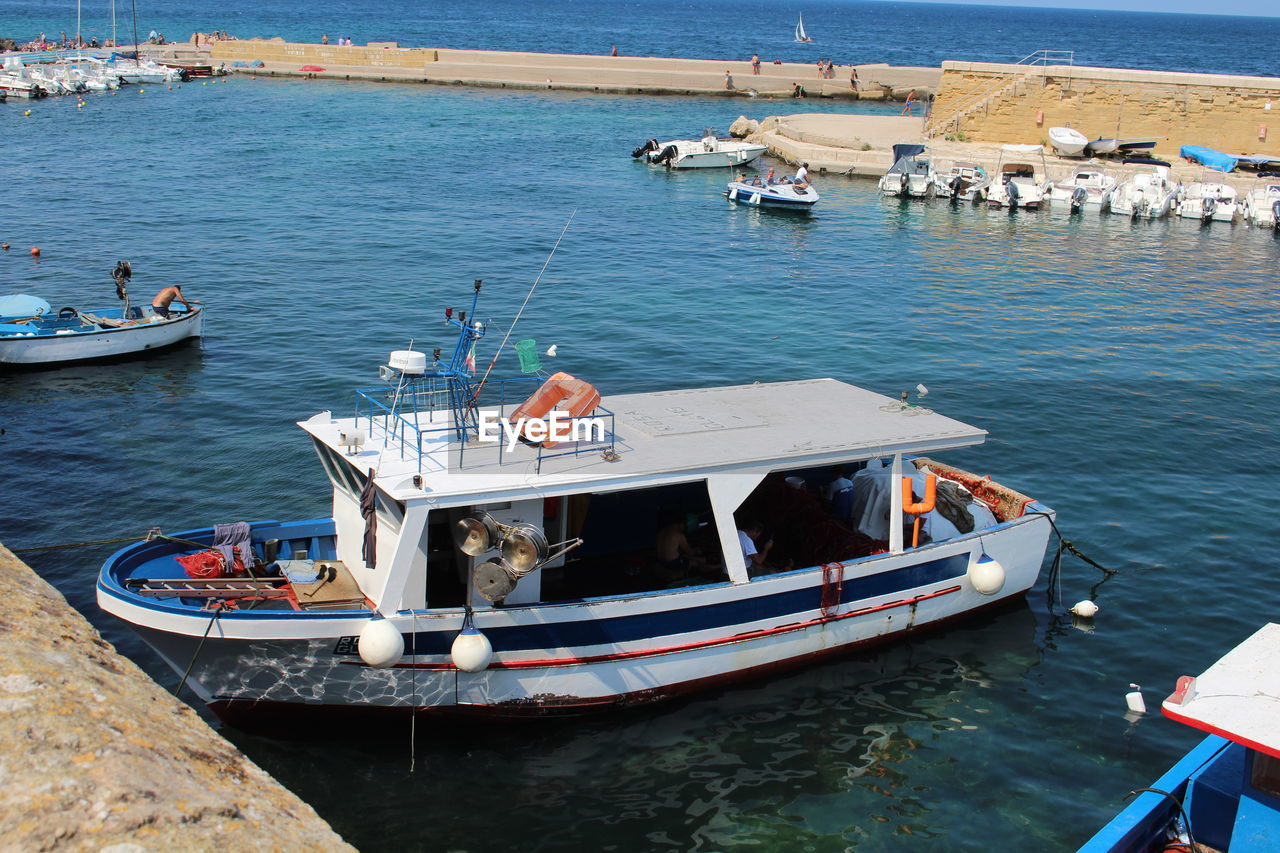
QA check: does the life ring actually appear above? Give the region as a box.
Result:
[901,473,937,548]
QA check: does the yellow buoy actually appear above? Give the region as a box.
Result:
[139,88,145,93]
[24,109,31,116]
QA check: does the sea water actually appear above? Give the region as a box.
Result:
[2,3,1279,851]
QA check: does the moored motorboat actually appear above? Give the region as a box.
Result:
[939,162,989,202]
[1176,181,1240,223]
[97,283,1055,724]
[985,144,1053,210]
[878,144,944,198]
[725,176,820,209]
[0,262,203,367]
[1241,177,1280,228]
[1048,126,1089,157]
[1109,162,1180,219]
[1077,623,1280,852]
[1047,168,1117,212]
[632,134,768,169]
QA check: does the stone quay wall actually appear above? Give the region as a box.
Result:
[928,60,1280,160]
[0,543,354,852]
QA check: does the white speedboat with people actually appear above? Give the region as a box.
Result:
[1109,160,1180,219]
[1048,126,1089,157]
[939,162,989,202]
[632,133,768,169]
[985,144,1053,210]
[1242,178,1280,228]
[725,174,820,209]
[97,282,1055,725]
[0,261,203,367]
[878,144,944,198]
[1046,168,1117,212]
[1176,181,1240,223]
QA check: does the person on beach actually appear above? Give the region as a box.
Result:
[611,44,618,56]
[901,89,917,115]
[751,54,760,75]
[151,285,197,319]
[322,33,329,45]
[849,67,859,90]
[725,70,734,90]
[791,82,806,98]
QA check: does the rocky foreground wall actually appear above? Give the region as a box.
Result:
[930,60,1280,159]
[0,544,354,852]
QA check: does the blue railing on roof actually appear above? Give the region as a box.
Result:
[354,375,617,474]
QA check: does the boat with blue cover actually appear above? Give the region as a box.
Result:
[98,282,1054,724]
[0,262,203,366]
[1078,623,1280,852]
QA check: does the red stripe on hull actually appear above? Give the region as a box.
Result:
[207,590,1026,729]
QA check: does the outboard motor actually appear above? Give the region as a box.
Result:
[652,144,678,166]
[1070,186,1088,213]
[899,171,910,195]
[1202,196,1216,222]
[1004,179,1020,207]
[631,138,659,159]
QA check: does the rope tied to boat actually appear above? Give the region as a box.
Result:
[820,562,844,617]
[1027,510,1114,613]
[12,528,214,554]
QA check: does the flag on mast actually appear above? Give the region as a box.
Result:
[465,341,477,374]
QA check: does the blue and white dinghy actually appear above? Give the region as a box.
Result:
[724,176,820,209]
[98,282,1054,724]
[0,262,203,366]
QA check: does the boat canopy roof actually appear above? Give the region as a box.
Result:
[302,379,988,503]
[1001,144,1042,153]
[890,144,926,163]
[1162,622,1280,759]
[1180,145,1237,173]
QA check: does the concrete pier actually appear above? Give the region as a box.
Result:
[189,38,938,100]
[0,543,354,851]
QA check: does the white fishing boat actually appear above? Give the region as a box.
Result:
[1048,126,1088,157]
[1242,179,1280,228]
[985,144,1053,210]
[97,283,1055,724]
[632,134,768,169]
[878,144,944,198]
[795,13,813,43]
[724,176,820,209]
[1109,163,1180,219]
[1176,181,1240,223]
[1046,168,1117,212]
[0,262,203,367]
[0,58,48,98]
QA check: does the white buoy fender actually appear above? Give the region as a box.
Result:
[358,618,404,668]
[451,626,494,673]
[968,553,1005,596]
[1125,683,1147,714]
[1070,600,1099,618]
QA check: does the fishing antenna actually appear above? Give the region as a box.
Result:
[470,209,576,399]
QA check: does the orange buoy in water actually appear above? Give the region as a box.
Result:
[29,247,41,257]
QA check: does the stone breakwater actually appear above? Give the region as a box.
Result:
[189,38,939,100]
[0,544,354,852]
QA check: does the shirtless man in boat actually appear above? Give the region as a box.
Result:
[151,285,198,319]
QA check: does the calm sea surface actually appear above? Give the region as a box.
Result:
[2,2,1279,851]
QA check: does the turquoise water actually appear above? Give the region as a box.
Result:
[3,74,1280,851]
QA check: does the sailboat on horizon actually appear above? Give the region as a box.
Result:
[795,12,814,43]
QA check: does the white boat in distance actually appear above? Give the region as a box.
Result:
[795,13,813,42]
[97,284,1054,724]
[1046,168,1117,212]
[1109,164,1180,219]
[1242,179,1280,228]
[725,176,820,208]
[632,134,768,169]
[1176,181,1240,223]
[985,144,1053,209]
[878,144,944,198]
[1048,126,1089,157]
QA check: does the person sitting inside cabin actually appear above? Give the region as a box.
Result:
[825,466,855,524]
[738,520,773,575]
[794,162,812,190]
[151,285,197,319]
[655,511,696,581]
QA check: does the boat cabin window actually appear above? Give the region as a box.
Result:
[310,438,405,526]
[424,480,726,607]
